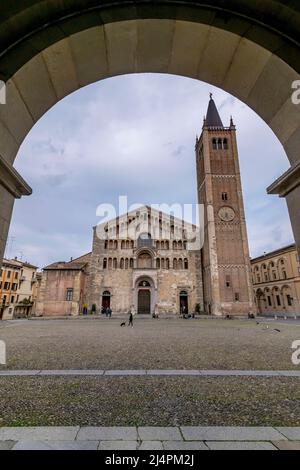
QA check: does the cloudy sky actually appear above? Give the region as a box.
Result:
[6,73,294,268]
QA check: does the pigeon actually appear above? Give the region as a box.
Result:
[120,322,126,327]
[274,328,281,333]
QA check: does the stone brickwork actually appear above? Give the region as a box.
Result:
[196,97,255,317]
[88,208,203,316]
[35,254,90,317]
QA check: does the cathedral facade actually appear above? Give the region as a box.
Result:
[36,97,255,318]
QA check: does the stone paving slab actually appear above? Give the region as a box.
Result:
[276,427,300,440]
[0,370,41,376]
[77,427,138,441]
[0,369,300,377]
[39,370,104,376]
[272,441,300,450]
[163,441,208,450]
[98,441,138,450]
[146,370,200,376]
[0,427,79,441]
[1,426,300,450]
[206,441,277,450]
[277,371,300,377]
[0,441,16,450]
[180,427,287,442]
[138,427,182,441]
[139,441,164,450]
[199,370,282,377]
[13,440,99,450]
[104,370,146,376]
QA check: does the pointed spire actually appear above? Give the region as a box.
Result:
[205,93,223,128]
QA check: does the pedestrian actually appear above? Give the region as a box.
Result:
[128,311,134,328]
[108,307,112,318]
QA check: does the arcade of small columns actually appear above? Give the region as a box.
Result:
[102,239,190,271]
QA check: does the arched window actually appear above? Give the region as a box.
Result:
[184,259,189,270]
[109,240,114,250]
[212,138,217,150]
[217,138,222,149]
[178,240,183,250]
[121,240,125,249]
[173,258,178,270]
[114,240,118,249]
[178,259,183,270]
[125,258,129,269]
[120,258,124,269]
[223,138,228,149]
[113,258,117,269]
[173,241,177,250]
[161,258,165,269]
[156,258,160,269]
[166,258,170,269]
[126,240,130,249]
[104,240,108,250]
[103,258,107,269]
[130,258,134,269]
[165,241,169,250]
[156,241,160,249]
[108,258,112,270]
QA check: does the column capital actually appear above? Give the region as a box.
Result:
[0,154,32,198]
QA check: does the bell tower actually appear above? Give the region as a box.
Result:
[196,95,255,317]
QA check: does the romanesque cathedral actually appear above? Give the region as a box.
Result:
[36,96,256,317]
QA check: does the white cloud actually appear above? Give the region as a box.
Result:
[8,74,294,267]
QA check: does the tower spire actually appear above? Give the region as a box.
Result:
[205,93,223,128]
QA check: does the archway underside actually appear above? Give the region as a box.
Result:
[0,4,299,261]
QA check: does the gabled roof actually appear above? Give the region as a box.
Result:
[43,252,91,271]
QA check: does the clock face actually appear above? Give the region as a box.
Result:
[218,206,235,222]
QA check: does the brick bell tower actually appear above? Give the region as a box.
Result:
[196,94,255,317]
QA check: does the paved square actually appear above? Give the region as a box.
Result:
[0,319,300,427]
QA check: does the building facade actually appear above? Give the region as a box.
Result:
[0,258,38,319]
[196,96,255,316]
[88,207,203,316]
[35,254,90,317]
[33,96,259,318]
[251,244,300,316]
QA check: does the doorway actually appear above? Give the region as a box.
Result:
[138,289,151,314]
[180,291,189,315]
[102,291,111,311]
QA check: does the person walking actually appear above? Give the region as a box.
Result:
[128,311,134,328]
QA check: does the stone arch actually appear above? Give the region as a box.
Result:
[0,3,300,261]
[134,275,156,315]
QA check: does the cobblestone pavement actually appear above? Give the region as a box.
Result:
[0,426,300,450]
[1,319,299,428]
[0,376,299,427]
[0,318,300,370]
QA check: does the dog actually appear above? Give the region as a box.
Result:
[120,322,126,327]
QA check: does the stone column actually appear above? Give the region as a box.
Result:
[0,155,32,265]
